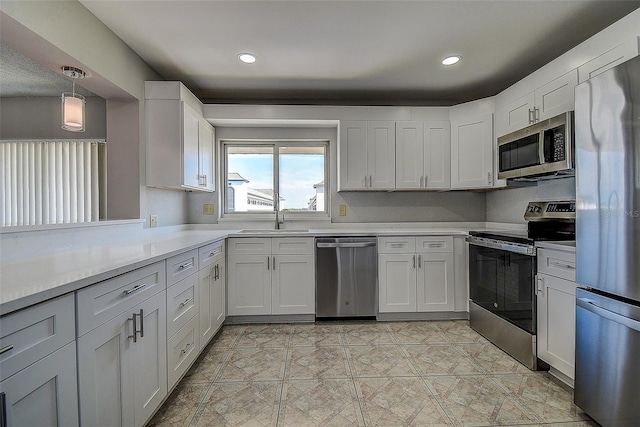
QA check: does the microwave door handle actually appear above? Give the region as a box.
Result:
[538,130,546,164]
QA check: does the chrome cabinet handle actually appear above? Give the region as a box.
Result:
[180,342,194,355]
[273,256,276,270]
[487,172,491,185]
[412,255,416,269]
[536,276,544,296]
[0,345,14,356]
[418,255,422,268]
[179,261,194,270]
[0,392,7,427]
[424,175,428,188]
[179,297,194,308]
[528,108,534,124]
[363,175,368,188]
[419,175,424,188]
[267,257,270,270]
[128,309,144,342]
[123,283,146,296]
[534,107,540,122]
[214,264,219,280]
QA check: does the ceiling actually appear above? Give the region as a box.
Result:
[4,1,640,105]
[0,44,96,98]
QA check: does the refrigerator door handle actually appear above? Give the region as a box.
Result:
[577,297,640,332]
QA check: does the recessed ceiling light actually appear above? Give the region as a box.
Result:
[442,55,461,66]
[238,53,257,64]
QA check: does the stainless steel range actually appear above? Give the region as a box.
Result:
[467,201,575,370]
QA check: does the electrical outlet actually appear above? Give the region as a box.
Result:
[149,214,158,227]
[203,204,214,215]
[339,205,347,216]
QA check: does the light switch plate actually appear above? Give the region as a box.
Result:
[203,204,214,215]
[150,214,158,227]
[339,205,347,216]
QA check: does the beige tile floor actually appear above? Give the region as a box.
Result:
[148,320,597,427]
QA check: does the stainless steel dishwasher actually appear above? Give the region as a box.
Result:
[315,237,377,318]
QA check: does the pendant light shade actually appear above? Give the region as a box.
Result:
[61,66,86,132]
[61,92,86,132]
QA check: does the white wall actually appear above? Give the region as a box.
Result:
[0,97,106,139]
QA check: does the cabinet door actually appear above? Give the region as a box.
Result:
[227,254,271,315]
[578,37,639,83]
[199,119,215,191]
[339,121,368,190]
[378,254,416,313]
[368,121,396,189]
[496,92,534,137]
[535,70,577,121]
[272,254,315,315]
[0,342,78,427]
[132,292,167,426]
[536,273,577,380]
[182,102,201,189]
[416,253,455,312]
[199,259,226,346]
[78,307,135,427]
[395,121,424,189]
[424,120,451,189]
[78,292,166,427]
[451,113,493,189]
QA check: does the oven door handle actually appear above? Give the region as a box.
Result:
[465,236,536,256]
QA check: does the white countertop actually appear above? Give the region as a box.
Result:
[0,230,231,315]
[0,224,514,315]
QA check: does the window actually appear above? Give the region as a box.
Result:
[1,140,105,227]
[224,141,327,215]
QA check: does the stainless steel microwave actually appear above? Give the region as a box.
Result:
[498,111,574,180]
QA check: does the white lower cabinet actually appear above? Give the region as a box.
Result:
[199,241,226,347]
[378,236,455,313]
[227,238,315,316]
[0,342,78,427]
[0,293,78,427]
[78,288,167,427]
[536,246,577,383]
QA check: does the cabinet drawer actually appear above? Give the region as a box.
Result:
[199,240,225,269]
[0,294,75,381]
[228,238,271,255]
[416,236,453,253]
[76,261,166,336]
[167,273,199,338]
[272,237,314,255]
[378,237,415,253]
[166,249,199,286]
[537,248,576,281]
[167,315,199,389]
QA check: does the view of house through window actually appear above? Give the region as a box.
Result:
[225,142,326,214]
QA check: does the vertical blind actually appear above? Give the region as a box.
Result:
[1,140,104,227]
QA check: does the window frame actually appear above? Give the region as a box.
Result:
[221,139,329,220]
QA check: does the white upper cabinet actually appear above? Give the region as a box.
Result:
[451,113,494,189]
[145,81,215,192]
[396,121,450,190]
[578,37,639,84]
[339,121,395,190]
[496,70,577,137]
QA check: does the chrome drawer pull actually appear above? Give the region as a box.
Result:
[178,261,194,270]
[0,345,14,355]
[180,342,193,355]
[428,243,444,248]
[123,284,147,295]
[179,297,194,308]
[550,261,575,270]
[390,243,404,248]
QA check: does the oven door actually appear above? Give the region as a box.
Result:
[468,241,537,334]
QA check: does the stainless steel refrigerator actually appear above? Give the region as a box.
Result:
[574,54,640,427]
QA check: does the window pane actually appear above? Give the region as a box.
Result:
[226,146,274,212]
[278,146,325,212]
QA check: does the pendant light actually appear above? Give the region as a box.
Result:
[61,66,86,132]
